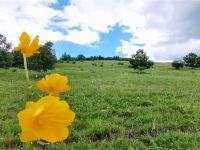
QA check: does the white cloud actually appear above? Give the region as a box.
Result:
[64,26,100,45]
[0,0,100,46]
[1,0,200,60]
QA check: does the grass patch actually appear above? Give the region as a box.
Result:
[1,61,200,149]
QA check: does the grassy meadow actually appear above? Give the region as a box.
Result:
[1,61,200,149]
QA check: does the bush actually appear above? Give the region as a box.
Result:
[118,62,124,65]
[129,49,154,72]
[172,60,184,69]
[183,53,198,68]
[92,62,97,66]
[28,42,57,71]
[0,49,13,68]
[77,54,86,61]
[60,52,71,61]
[100,62,104,67]
[11,68,17,72]
[72,61,76,64]
[12,51,23,68]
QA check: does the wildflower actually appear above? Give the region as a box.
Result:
[15,32,41,57]
[36,74,71,96]
[17,96,75,143]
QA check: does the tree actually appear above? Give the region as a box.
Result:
[0,49,13,68]
[172,60,184,69]
[12,51,24,68]
[77,54,86,61]
[60,52,71,61]
[129,49,154,72]
[0,34,13,68]
[0,34,12,51]
[183,52,198,68]
[28,42,57,71]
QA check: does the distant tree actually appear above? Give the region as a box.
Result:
[129,49,154,72]
[77,54,86,61]
[0,34,12,51]
[196,56,200,68]
[28,42,57,71]
[60,52,71,61]
[12,51,23,68]
[113,56,120,60]
[0,34,13,68]
[0,49,13,68]
[172,60,184,69]
[183,52,198,68]
[97,55,104,60]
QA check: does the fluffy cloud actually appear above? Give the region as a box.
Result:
[1,0,200,60]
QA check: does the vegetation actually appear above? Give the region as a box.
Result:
[172,60,184,69]
[60,52,72,61]
[183,52,198,68]
[0,49,13,68]
[12,52,23,68]
[1,61,200,149]
[28,42,57,71]
[0,33,12,51]
[129,49,154,72]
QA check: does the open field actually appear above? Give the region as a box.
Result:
[1,61,200,149]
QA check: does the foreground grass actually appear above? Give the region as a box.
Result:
[1,61,200,149]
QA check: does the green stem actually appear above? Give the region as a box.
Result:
[23,54,32,93]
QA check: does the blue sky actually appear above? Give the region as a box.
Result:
[54,24,132,58]
[49,0,133,58]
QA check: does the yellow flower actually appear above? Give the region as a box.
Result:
[17,96,75,143]
[36,74,71,96]
[15,32,41,57]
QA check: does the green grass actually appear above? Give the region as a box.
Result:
[1,61,200,149]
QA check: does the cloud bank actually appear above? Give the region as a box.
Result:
[0,0,200,60]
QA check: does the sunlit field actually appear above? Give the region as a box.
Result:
[1,61,200,149]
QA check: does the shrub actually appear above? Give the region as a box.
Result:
[60,52,71,61]
[100,63,104,67]
[172,60,184,69]
[118,62,124,65]
[28,42,57,71]
[12,51,23,68]
[77,54,86,61]
[129,49,154,72]
[72,61,76,64]
[183,52,198,68]
[0,49,13,68]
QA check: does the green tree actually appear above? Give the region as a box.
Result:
[28,42,57,71]
[172,60,184,69]
[0,34,12,51]
[60,52,71,61]
[0,49,13,68]
[12,51,23,68]
[129,49,154,72]
[183,52,198,68]
[77,54,86,61]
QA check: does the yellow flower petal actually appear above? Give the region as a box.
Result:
[15,32,41,57]
[17,96,75,143]
[34,124,69,143]
[19,32,31,50]
[20,130,38,143]
[36,74,71,96]
[29,35,41,52]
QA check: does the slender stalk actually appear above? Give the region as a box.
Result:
[23,54,32,93]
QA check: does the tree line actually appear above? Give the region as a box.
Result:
[0,33,155,72]
[60,53,130,61]
[0,34,57,71]
[172,52,200,69]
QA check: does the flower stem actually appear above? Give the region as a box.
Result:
[23,54,32,93]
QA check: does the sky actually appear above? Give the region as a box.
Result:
[0,0,200,61]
